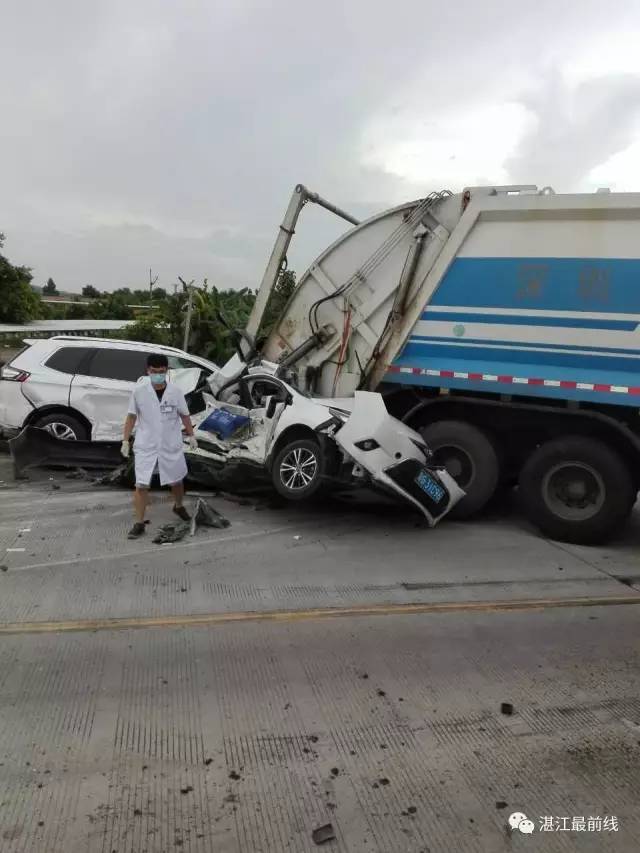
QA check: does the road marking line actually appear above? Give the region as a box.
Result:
[4,523,306,572]
[1,595,639,635]
[6,548,25,553]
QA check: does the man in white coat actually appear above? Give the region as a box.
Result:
[121,353,198,538]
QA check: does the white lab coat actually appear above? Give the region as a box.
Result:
[128,379,190,486]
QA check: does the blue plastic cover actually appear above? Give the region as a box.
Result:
[198,408,250,439]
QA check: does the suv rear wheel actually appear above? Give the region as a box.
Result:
[32,412,89,441]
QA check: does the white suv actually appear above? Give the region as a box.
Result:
[0,337,218,441]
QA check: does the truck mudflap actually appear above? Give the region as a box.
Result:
[9,427,123,476]
[332,390,465,525]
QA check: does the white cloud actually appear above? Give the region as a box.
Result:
[362,102,534,191]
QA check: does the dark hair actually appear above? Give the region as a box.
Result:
[147,353,169,369]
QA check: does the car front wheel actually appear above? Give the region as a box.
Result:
[271,438,324,501]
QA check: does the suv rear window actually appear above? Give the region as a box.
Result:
[84,349,149,382]
[45,346,93,375]
[167,355,210,375]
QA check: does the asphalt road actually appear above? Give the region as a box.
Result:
[1,460,639,851]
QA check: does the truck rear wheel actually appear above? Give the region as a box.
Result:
[419,420,500,519]
[519,435,635,544]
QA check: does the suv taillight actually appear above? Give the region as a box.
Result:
[0,365,30,382]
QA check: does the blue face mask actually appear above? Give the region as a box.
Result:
[150,372,167,386]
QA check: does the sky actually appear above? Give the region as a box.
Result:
[2,0,640,293]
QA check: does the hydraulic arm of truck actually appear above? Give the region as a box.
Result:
[245,184,360,339]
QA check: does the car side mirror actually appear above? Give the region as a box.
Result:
[266,397,277,419]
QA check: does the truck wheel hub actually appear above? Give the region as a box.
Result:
[543,463,605,520]
[433,446,474,487]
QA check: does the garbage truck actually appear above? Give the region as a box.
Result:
[247,183,640,544]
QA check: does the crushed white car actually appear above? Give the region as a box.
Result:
[180,336,465,526]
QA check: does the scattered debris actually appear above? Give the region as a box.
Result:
[190,498,230,534]
[180,785,193,795]
[153,523,190,544]
[500,702,514,716]
[407,806,417,814]
[379,778,390,786]
[0,565,7,573]
[51,484,60,490]
[330,767,339,777]
[377,689,386,697]
[134,808,142,816]
[307,735,319,743]
[312,823,336,845]
[360,673,369,680]
[64,468,91,480]
[495,801,508,810]
[293,535,301,541]
[204,758,213,766]
[228,771,241,781]
[94,462,133,487]
[223,793,238,804]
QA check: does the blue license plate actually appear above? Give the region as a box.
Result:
[415,469,445,503]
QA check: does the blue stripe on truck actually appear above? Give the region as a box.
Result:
[401,339,640,373]
[431,257,640,313]
[419,311,638,331]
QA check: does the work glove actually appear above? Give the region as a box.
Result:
[187,435,198,451]
[120,440,130,458]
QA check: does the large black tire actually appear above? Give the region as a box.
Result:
[271,438,325,501]
[519,435,635,544]
[32,412,89,441]
[419,420,500,519]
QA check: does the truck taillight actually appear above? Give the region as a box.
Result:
[0,365,30,382]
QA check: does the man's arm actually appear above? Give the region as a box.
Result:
[123,413,137,441]
[180,413,194,437]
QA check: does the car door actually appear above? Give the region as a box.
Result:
[69,348,149,440]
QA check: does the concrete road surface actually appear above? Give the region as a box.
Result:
[0,463,639,851]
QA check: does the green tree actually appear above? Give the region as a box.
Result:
[66,302,88,319]
[258,269,296,341]
[82,284,100,298]
[0,233,42,323]
[123,279,258,363]
[42,277,58,295]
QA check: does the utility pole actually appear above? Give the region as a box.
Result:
[178,277,196,351]
[149,268,158,301]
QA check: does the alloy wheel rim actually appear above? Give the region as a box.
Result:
[280,447,318,491]
[44,422,77,441]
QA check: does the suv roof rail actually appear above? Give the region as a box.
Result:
[49,335,184,353]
